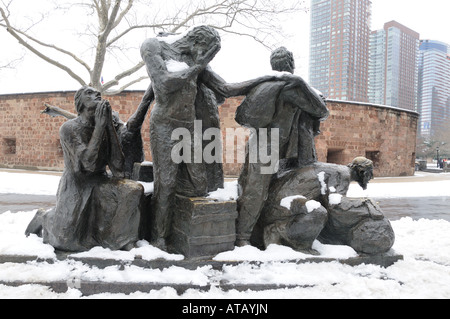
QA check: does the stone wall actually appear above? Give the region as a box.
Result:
[0,91,151,171]
[316,100,419,177]
[0,91,418,177]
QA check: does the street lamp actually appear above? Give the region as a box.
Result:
[437,146,440,168]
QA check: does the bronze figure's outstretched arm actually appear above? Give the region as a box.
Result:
[41,103,77,120]
[200,66,277,98]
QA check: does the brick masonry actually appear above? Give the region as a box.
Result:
[0,91,418,177]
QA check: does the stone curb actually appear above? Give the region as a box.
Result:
[0,251,403,296]
[0,250,403,270]
[0,279,317,296]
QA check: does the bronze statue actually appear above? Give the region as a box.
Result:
[41,85,154,179]
[140,25,278,250]
[26,29,395,258]
[236,47,395,255]
[235,47,329,246]
[27,86,144,251]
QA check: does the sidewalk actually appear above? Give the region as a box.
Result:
[2,167,450,183]
[371,171,450,184]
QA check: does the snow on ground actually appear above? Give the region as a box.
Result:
[0,171,60,196]
[0,170,450,299]
[347,179,450,198]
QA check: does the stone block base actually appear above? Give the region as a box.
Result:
[169,195,238,258]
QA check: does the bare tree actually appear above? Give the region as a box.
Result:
[0,0,306,95]
[416,126,450,161]
[0,56,22,69]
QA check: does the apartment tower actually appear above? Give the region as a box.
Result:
[309,0,372,102]
[369,21,420,111]
[417,40,450,137]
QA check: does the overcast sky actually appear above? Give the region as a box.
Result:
[1,0,450,94]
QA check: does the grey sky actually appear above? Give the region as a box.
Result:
[1,0,449,94]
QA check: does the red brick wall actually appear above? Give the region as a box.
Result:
[0,91,153,171]
[218,96,249,176]
[316,100,418,177]
[0,91,418,177]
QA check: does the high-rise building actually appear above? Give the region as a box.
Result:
[369,21,420,111]
[309,0,372,102]
[368,29,386,105]
[417,40,450,137]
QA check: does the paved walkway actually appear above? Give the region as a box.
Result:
[2,167,450,183]
[370,171,450,183]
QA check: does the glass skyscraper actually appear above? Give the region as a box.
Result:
[368,29,386,105]
[417,40,450,137]
[309,0,372,102]
[369,21,420,111]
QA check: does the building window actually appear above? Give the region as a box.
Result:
[3,138,17,155]
[327,149,345,165]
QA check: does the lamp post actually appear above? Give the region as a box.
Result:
[437,146,440,168]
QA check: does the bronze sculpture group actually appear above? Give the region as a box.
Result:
[27,26,395,257]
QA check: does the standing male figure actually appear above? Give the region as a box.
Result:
[235,47,329,246]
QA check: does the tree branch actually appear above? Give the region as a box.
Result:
[102,60,145,90]
[0,7,87,86]
[1,0,307,94]
[0,54,23,70]
[103,75,148,95]
[106,23,173,47]
[4,24,92,73]
[100,0,121,40]
[112,0,133,29]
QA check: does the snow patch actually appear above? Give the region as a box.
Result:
[0,210,56,259]
[70,240,184,262]
[214,242,357,262]
[138,181,154,195]
[306,200,322,213]
[317,171,327,195]
[165,59,189,73]
[206,181,238,201]
[329,193,343,205]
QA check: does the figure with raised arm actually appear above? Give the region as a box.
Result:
[140,25,279,250]
[140,26,222,249]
